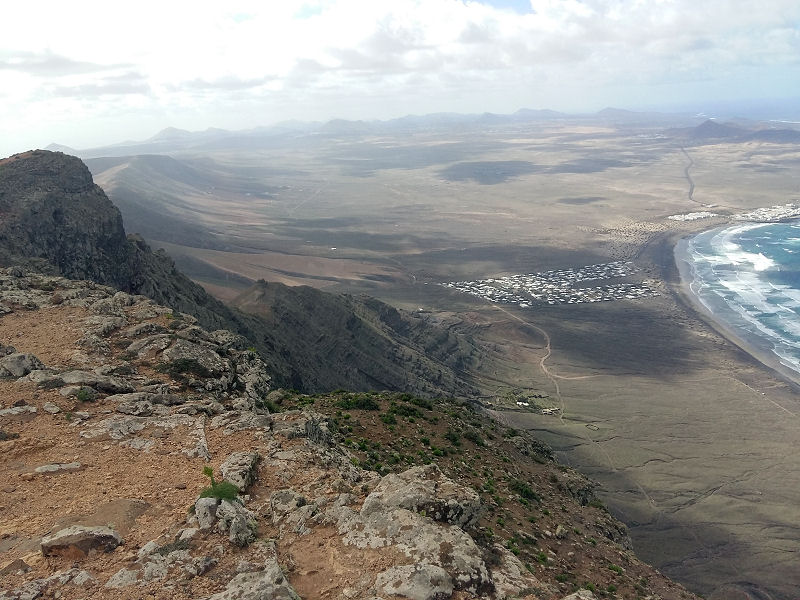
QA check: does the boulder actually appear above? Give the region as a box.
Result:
[41,525,122,557]
[205,557,300,600]
[0,353,44,377]
[220,452,260,492]
[59,370,134,394]
[195,498,220,530]
[361,464,483,528]
[219,503,258,547]
[161,339,228,377]
[375,564,453,600]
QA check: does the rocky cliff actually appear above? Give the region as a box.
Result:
[0,269,698,599]
[0,150,485,397]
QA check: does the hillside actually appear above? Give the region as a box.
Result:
[0,269,698,600]
[0,150,487,397]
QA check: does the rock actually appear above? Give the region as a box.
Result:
[82,315,126,337]
[220,451,260,492]
[0,405,36,416]
[216,501,258,547]
[375,564,453,600]
[122,322,168,338]
[59,385,98,401]
[329,500,492,595]
[0,568,95,600]
[125,334,173,357]
[304,414,334,445]
[0,343,16,356]
[137,540,160,559]
[41,525,122,557]
[210,329,248,350]
[210,410,272,435]
[560,591,596,600]
[205,557,300,600]
[195,498,220,530]
[42,401,61,414]
[34,462,82,474]
[489,543,553,599]
[0,558,30,576]
[0,352,44,377]
[60,370,134,393]
[555,524,568,539]
[186,555,218,577]
[161,339,229,377]
[105,567,140,589]
[361,464,483,528]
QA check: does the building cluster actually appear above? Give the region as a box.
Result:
[442,261,660,307]
[733,203,800,222]
[667,211,719,221]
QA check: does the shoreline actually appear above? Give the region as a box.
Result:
[671,223,800,391]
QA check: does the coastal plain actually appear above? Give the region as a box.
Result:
[88,118,800,599]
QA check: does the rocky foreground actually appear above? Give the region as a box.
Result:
[0,268,697,600]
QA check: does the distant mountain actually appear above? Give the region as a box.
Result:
[44,142,79,154]
[665,119,800,144]
[146,127,195,141]
[55,107,700,158]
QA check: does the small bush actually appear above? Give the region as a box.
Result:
[464,429,485,446]
[198,466,240,502]
[444,429,461,446]
[509,479,539,501]
[336,395,380,411]
[0,429,20,441]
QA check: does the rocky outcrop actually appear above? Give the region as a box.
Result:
[206,558,300,600]
[361,464,483,528]
[40,525,122,557]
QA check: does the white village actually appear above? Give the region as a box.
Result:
[441,261,660,307]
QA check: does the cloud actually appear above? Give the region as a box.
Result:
[0,51,131,77]
[49,72,151,98]
[2,0,799,155]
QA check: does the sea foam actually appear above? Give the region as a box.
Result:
[685,220,800,377]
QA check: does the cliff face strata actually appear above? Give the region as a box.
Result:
[0,151,133,288]
[0,150,484,397]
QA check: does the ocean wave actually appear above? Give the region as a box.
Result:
[685,220,800,376]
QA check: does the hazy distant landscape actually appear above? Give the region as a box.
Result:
[75,110,800,598]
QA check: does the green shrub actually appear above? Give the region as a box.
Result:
[444,429,461,446]
[509,479,539,501]
[198,466,240,502]
[336,395,380,410]
[464,429,485,446]
[0,429,19,441]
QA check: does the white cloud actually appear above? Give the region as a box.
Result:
[1,0,799,154]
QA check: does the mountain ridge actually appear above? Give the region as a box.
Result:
[0,150,488,397]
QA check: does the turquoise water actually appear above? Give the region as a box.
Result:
[684,220,800,376]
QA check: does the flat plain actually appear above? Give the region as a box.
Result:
[88,117,800,599]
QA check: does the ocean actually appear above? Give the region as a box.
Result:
[680,220,800,378]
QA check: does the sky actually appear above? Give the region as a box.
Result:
[1,0,799,156]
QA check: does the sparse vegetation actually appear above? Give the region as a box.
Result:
[198,466,240,502]
[0,429,19,441]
